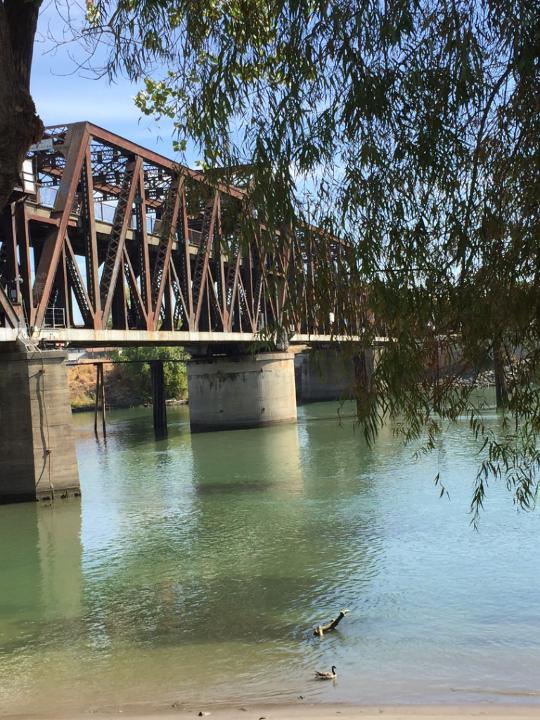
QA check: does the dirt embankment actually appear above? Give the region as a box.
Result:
[68,364,146,411]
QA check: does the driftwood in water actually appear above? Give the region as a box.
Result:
[313,609,349,637]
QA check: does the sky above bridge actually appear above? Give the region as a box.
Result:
[31,1,196,164]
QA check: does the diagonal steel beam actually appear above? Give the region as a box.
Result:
[123,247,148,328]
[134,165,153,326]
[14,203,34,326]
[59,246,72,327]
[152,174,183,329]
[206,262,225,329]
[192,193,219,329]
[226,253,242,331]
[180,187,193,327]
[0,283,19,327]
[64,234,94,327]
[170,259,189,329]
[33,122,89,329]
[100,155,142,326]
[214,195,228,330]
[236,273,253,330]
[81,143,101,324]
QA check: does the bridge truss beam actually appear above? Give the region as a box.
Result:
[0,122,367,345]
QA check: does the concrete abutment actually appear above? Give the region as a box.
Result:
[187,352,297,432]
[0,350,80,503]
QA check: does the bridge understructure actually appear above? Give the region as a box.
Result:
[0,122,371,504]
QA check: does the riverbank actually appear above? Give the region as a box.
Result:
[68,361,187,410]
[7,703,540,720]
[68,363,146,410]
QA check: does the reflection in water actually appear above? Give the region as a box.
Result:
[38,503,83,623]
[0,503,83,710]
[0,400,539,714]
[190,420,304,493]
[187,421,379,647]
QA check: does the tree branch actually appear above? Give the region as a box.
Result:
[313,608,349,637]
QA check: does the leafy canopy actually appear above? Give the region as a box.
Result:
[76,0,540,521]
[112,346,188,401]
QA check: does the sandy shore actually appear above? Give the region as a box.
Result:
[4,704,540,720]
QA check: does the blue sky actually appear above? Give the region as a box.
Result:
[30,1,194,163]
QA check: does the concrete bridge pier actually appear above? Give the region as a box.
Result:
[295,347,375,403]
[187,352,297,432]
[295,348,355,403]
[0,350,80,503]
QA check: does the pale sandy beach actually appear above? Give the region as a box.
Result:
[4,704,540,720]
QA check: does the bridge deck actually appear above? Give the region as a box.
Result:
[0,327,376,348]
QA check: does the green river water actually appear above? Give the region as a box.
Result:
[1,400,539,714]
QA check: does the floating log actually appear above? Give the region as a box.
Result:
[313,608,349,637]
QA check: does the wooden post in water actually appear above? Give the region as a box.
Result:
[93,363,107,438]
[93,363,100,437]
[151,360,167,438]
[100,364,107,438]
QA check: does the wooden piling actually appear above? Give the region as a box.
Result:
[93,363,107,438]
[100,364,107,438]
[94,363,100,436]
[151,360,167,437]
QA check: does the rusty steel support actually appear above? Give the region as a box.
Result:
[14,203,33,326]
[82,144,102,324]
[33,123,89,329]
[152,174,183,329]
[0,121,366,345]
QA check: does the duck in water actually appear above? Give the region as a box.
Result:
[314,665,336,680]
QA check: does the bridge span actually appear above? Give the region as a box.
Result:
[0,122,372,504]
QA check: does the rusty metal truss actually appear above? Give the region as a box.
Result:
[0,122,367,346]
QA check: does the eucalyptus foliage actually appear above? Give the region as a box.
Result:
[78,0,540,521]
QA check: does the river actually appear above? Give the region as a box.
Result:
[1,400,539,715]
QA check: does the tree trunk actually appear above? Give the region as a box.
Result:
[0,1,44,211]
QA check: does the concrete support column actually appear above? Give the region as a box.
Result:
[295,347,375,403]
[187,352,297,432]
[0,350,80,503]
[295,348,355,403]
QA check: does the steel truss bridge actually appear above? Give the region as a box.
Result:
[0,122,366,349]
